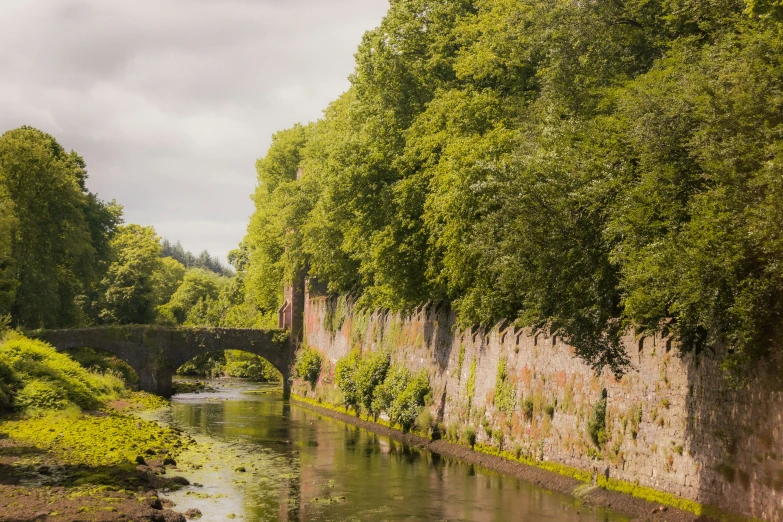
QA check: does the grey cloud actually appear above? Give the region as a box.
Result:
[0,0,389,262]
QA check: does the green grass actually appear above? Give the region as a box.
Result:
[0,332,127,415]
[0,410,190,467]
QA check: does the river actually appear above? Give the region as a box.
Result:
[150,380,628,522]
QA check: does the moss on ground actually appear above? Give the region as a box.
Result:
[0,407,190,467]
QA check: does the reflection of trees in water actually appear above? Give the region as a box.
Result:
[279,402,301,521]
[170,396,302,522]
[172,394,622,522]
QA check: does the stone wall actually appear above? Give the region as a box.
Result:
[301,295,783,521]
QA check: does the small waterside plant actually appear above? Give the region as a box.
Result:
[335,350,430,431]
[294,346,324,388]
[587,389,608,447]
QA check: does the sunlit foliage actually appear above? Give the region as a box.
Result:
[0,126,122,327]
[242,0,783,381]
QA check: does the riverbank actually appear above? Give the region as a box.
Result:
[292,394,729,522]
[0,393,193,522]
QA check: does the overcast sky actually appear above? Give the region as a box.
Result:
[0,0,389,263]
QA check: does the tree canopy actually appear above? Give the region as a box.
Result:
[0,126,122,328]
[242,0,783,380]
[161,239,233,277]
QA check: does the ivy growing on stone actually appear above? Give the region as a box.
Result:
[587,389,608,448]
[493,356,516,416]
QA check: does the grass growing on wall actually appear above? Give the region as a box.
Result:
[457,344,466,381]
[494,356,516,415]
[466,357,476,411]
[587,389,608,447]
[324,295,348,335]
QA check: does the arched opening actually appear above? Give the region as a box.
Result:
[174,349,284,394]
[64,346,140,389]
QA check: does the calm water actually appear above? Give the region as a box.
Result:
[158,381,627,522]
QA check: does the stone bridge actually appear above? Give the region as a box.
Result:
[31,326,292,397]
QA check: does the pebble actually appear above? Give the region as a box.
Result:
[184,508,203,519]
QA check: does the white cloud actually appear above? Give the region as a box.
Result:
[0,0,389,262]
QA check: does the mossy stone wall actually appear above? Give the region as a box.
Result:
[303,295,783,521]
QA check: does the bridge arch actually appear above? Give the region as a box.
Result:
[31,325,292,397]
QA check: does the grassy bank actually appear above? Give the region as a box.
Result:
[0,331,194,521]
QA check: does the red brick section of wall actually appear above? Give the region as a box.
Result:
[301,295,783,521]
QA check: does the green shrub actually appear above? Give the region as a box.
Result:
[464,426,477,447]
[368,363,404,416]
[294,346,323,387]
[494,357,516,415]
[587,389,608,447]
[0,359,17,410]
[492,428,504,449]
[334,350,430,430]
[388,370,430,432]
[512,444,523,459]
[335,350,361,411]
[544,404,555,419]
[522,398,534,420]
[0,334,127,413]
[416,408,437,438]
[482,418,492,438]
[356,350,390,415]
[15,380,68,411]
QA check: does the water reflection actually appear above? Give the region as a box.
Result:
[164,382,627,522]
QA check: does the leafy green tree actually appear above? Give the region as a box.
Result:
[157,268,222,325]
[151,257,186,306]
[0,190,17,316]
[241,0,783,380]
[99,225,161,325]
[244,124,313,326]
[0,126,121,328]
[606,27,783,381]
[184,243,263,328]
[161,239,232,276]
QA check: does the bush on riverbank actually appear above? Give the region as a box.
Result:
[335,350,430,431]
[294,346,323,388]
[0,332,127,415]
